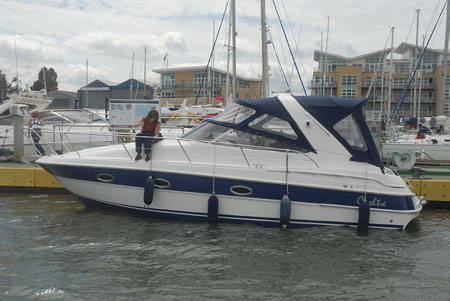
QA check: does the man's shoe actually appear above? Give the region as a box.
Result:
[135,154,142,161]
[145,154,151,161]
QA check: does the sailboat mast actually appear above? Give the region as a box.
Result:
[130,51,135,99]
[13,29,19,91]
[387,27,394,121]
[441,2,450,115]
[231,0,237,104]
[86,59,89,108]
[261,0,269,98]
[225,10,232,106]
[413,8,420,118]
[144,46,147,98]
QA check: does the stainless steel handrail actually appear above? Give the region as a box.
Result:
[20,128,321,169]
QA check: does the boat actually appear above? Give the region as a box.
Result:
[382,132,450,167]
[36,94,423,230]
[0,109,112,158]
[7,87,53,112]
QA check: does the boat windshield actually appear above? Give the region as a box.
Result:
[333,113,368,151]
[183,122,304,151]
[213,103,255,124]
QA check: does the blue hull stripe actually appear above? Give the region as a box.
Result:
[41,163,415,211]
[78,196,404,229]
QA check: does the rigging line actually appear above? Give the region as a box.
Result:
[429,12,445,49]
[280,0,306,85]
[194,0,229,105]
[267,24,290,91]
[387,0,447,130]
[288,25,304,86]
[265,15,290,90]
[164,0,191,63]
[134,53,146,99]
[365,28,392,99]
[405,10,417,43]
[268,9,289,83]
[271,0,307,95]
[268,2,294,87]
[278,0,295,82]
[176,0,191,32]
[425,0,441,37]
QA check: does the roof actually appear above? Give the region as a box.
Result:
[394,42,442,55]
[313,48,395,62]
[47,90,77,98]
[152,65,261,82]
[113,79,152,89]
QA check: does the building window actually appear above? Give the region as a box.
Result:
[341,89,357,98]
[444,103,450,114]
[162,73,174,89]
[161,91,175,98]
[194,89,209,97]
[392,77,409,88]
[194,71,209,88]
[341,75,357,86]
[394,63,410,73]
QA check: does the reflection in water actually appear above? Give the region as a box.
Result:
[1,193,450,300]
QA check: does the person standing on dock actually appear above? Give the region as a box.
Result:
[28,110,45,156]
[133,110,162,161]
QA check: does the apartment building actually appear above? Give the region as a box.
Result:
[309,42,450,117]
[152,66,262,106]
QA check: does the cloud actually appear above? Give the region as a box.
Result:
[0,0,448,94]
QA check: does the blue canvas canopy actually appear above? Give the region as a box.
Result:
[204,95,383,170]
[294,95,383,170]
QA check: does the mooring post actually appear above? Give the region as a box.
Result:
[11,104,27,161]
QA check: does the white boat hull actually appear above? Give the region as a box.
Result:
[45,153,421,230]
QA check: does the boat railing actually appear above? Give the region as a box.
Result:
[24,128,321,168]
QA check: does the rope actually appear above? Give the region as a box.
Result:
[271,0,307,95]
[194,0,230,105]
[265,18,290,90]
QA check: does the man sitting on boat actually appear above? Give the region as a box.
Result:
[133,110,162,161]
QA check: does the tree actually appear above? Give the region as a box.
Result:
[31,67,58,92]
[0,74,7,101]
[0,73,16,101]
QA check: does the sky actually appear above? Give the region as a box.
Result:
[0,0,448,95]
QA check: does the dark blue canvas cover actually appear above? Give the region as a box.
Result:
[205,95,383,169]
[294,95,384,169]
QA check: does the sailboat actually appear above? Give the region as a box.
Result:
[382,2,450,168]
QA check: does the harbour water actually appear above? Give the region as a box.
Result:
[1,192,450,300]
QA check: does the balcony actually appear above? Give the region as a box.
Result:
[360,80,385,88]
[308,81,337,89]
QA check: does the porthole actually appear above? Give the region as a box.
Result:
[230,185,253,196]
[154,178,171,189]
[97,173,114,183]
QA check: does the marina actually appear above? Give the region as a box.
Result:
[2,0,450,299]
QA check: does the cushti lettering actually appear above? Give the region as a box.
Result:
[357,196,387,207]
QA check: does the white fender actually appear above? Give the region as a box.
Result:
[393,150,416,169]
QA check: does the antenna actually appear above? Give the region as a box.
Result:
[13,29,19,92]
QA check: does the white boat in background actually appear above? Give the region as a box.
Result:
[0,109,112,158]
[37,94,423,230]
[382,133,450,167]
[6,87,53,112]
[161,100,223,128]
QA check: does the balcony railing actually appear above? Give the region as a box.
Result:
[308,81,337,88]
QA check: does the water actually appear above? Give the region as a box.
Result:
[1,193,450,300]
